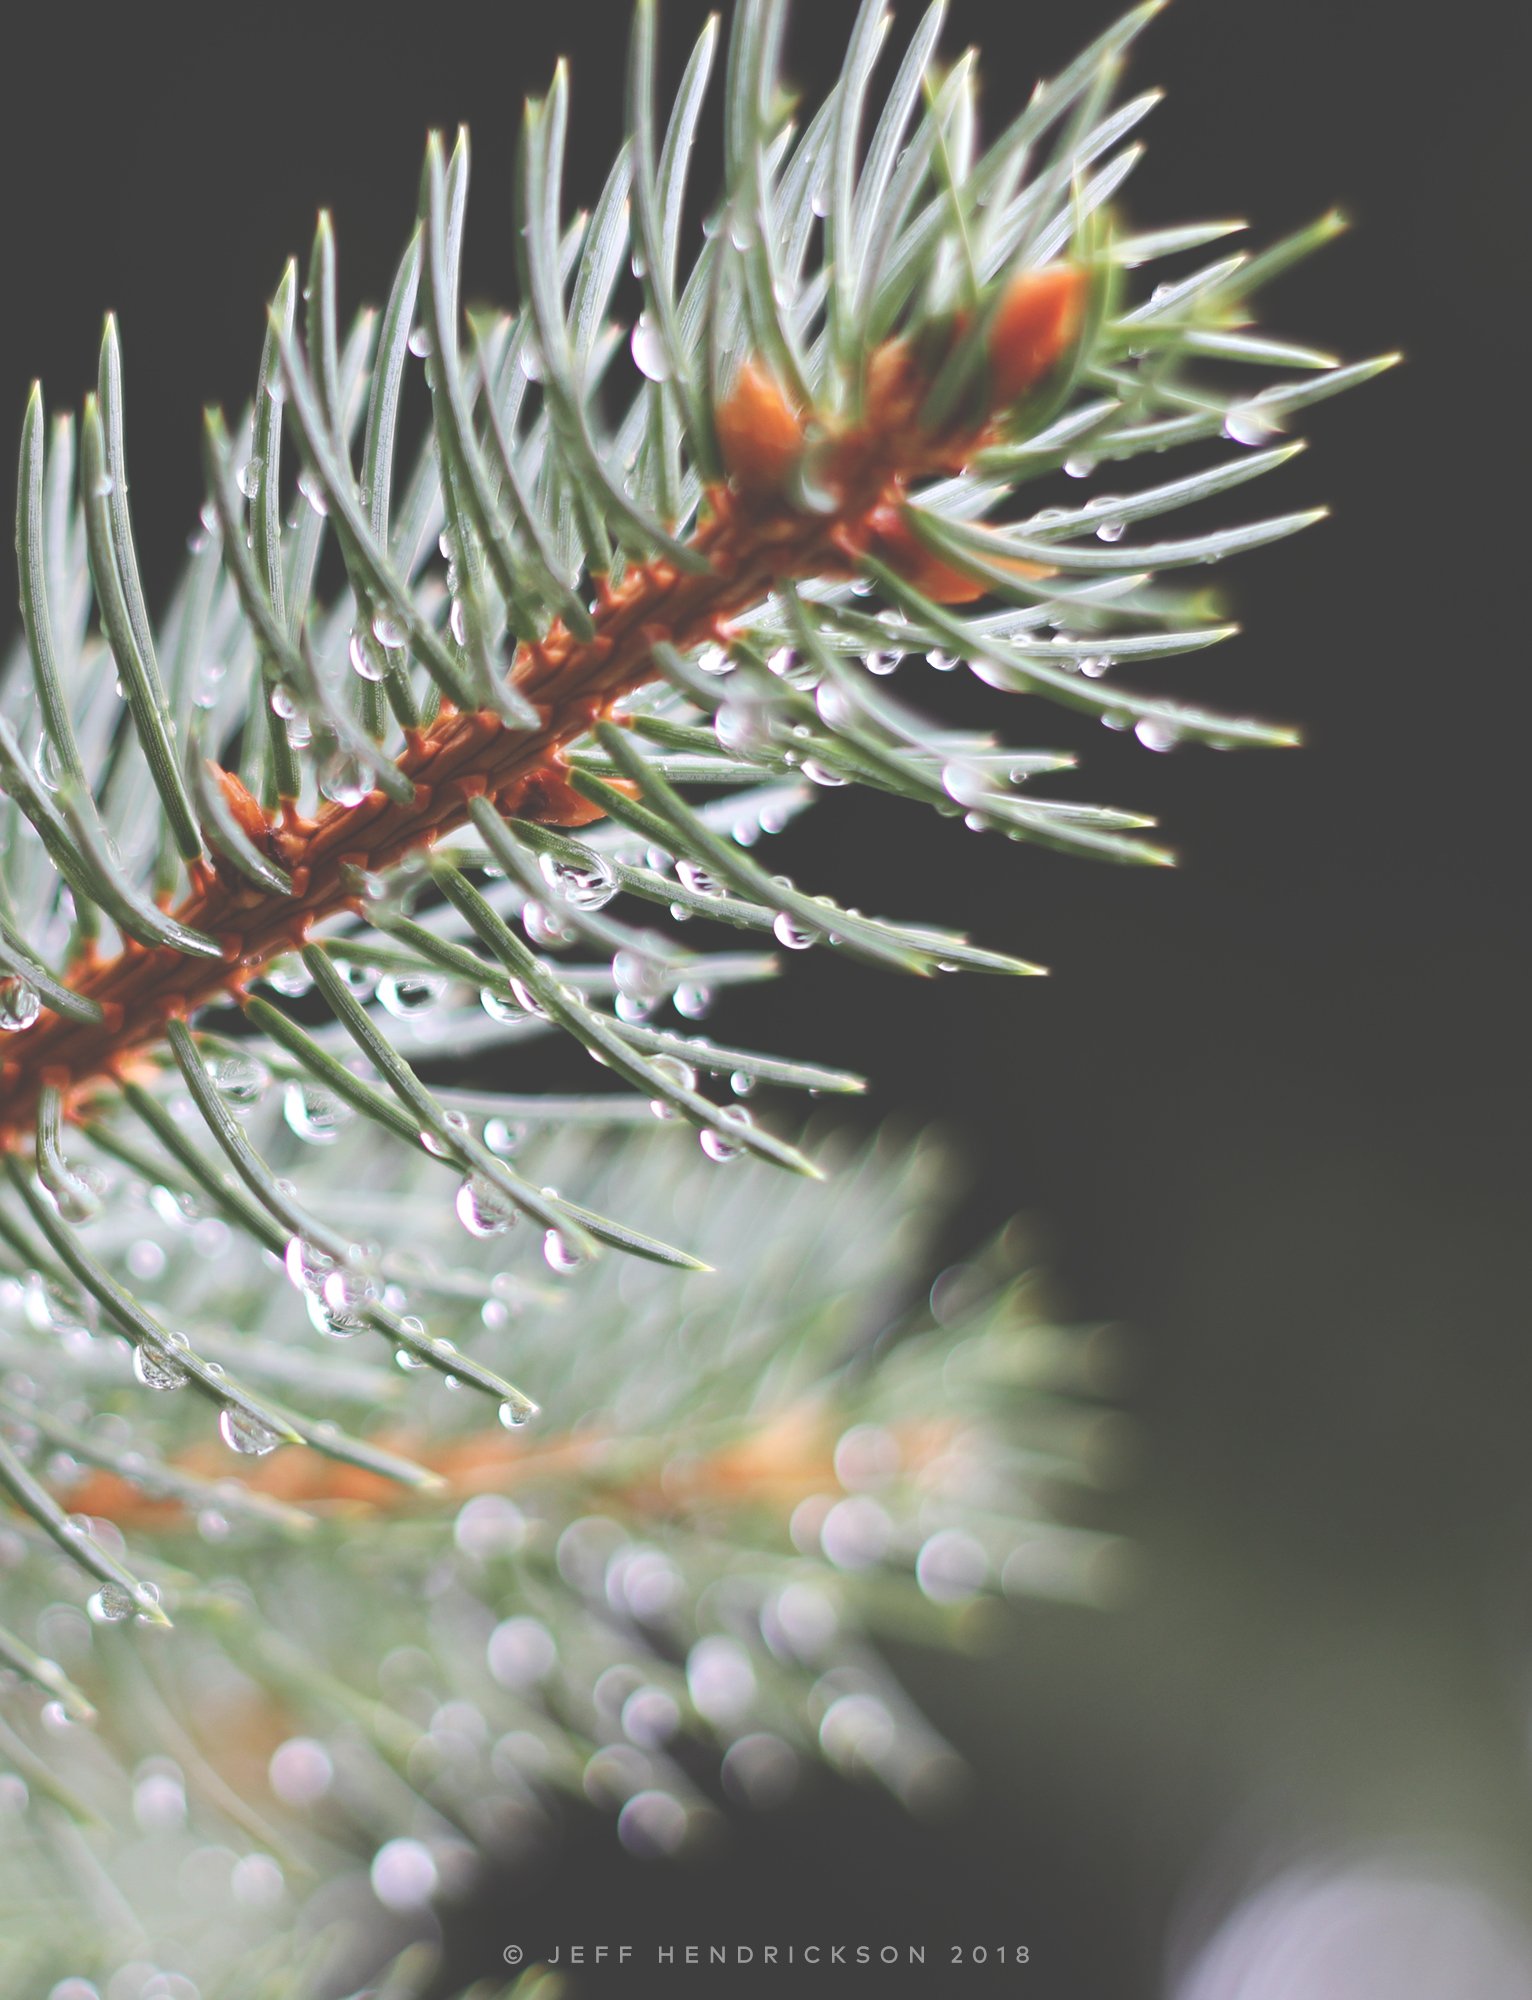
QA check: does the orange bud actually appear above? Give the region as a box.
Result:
[714,359,805,497]
[987,263,1087,407]
[210,760,272,844]
[509,764,638,828]
[864,502,1050,605]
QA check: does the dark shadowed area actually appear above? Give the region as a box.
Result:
[0,1,1525,1993]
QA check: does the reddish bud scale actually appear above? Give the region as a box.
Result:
[714,361,806,497]
[986,263,1088,407]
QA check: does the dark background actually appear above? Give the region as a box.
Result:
[2,2,1526,1993]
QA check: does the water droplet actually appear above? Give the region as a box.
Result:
[269,682,300,722]
[87,1582,135,1625]
[801,758,845,788]
[1063,453,1096,479]
[695,643,733,676]
[538,847,618,911]
[484,1116,529,1155]
[1223,402,1279,447]
[700,1104,753,1163]
[133,1342,189,1393]
[498,1394,538,1430]
[612,949,663,1000]
[676,860,723,900]
[218,1407,281,1457]
[371,609,406,650]
[296,469,329,516]
[127,1237,167,1281]
[508,977,549,1020]
[207,1051,269,1111]
[518,337,544,382]
[925,648,958,672]
[378,971,447,1019]
[673,982,712,1019]
[319,750,371,809]
[519,898,571,949]
[647,1053,697,1118]
[265,956,314,999]
[32,733,61,794]
[1079,654,1112,679]
[49,1170,103,1225]
[455,1172,517,1238]
[348,629,385,681]
[420,1112,474,1160]
[772,912,818,951]
[630,314,671,382]
[284,1236,333,1298]
[283,1080,351,1145]
[542,1227,584,1274]
[448,596,469,649]
[714,701,769,755]
[406,325,434,359]
[0,976,42,1034]
[729,1069,755,1097]
[1094,512,1126,543]
[238,457,263,500]
[1134,717,1180,752]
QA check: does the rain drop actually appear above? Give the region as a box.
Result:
[484,1116,529,1155]
[133,1341,189,1393]
[542,1228,585,1275]
[348,629,386,681]
[371,609,406,650]
[647,1054,697,1119]
[630,314,671,382]
[1134,718,1180,753]
[207,1052,269,1111]
[378,971,447,1019]
[238,457,263,500]
[538,848,618,911]
[612,949,663,1001]
[672,982,712,1020]
[283,1080,351,1146]
[676,860,722,899]
[455,1173,518,1238]
[772,912,818,951]
[296,469,329,516]
[0,977,42,1034]
[1223,402,1279,447]
[319,751,371,809]
[522,899,573,949]
[218,1407,281,1457]
[407,325,434,359]
[87,1582,135,1625]
[700,1104,753,1163]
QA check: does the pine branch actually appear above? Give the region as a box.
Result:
[0,3,1394,1984]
